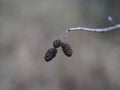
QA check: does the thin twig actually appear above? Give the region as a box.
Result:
[68,16,120,32]
[68,24,120,32]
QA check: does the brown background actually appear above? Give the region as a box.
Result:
[0,0,120,90]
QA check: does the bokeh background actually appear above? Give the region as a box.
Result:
[0,0,120,90]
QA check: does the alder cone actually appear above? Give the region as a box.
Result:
[53,39,62,48]
[44,47,57,62]
[61,42,73,57]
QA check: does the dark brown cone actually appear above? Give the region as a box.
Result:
[53,39,62,48]
[61,42,73,57]
[44,47,57,62]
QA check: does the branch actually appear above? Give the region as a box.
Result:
[68,24,120,32]
[44,17,120,62]
[68,16,120,32]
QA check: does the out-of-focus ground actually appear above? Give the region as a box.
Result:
[0,0,120,90]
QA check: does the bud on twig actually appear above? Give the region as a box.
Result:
[44,47,57,62]
[61,42,73,57]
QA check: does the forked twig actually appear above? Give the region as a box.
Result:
[68,16,120,32]
[68,24,120,32]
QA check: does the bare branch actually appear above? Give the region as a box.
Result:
[68,24,120,32]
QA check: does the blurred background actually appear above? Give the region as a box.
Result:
[0,0,120,90]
